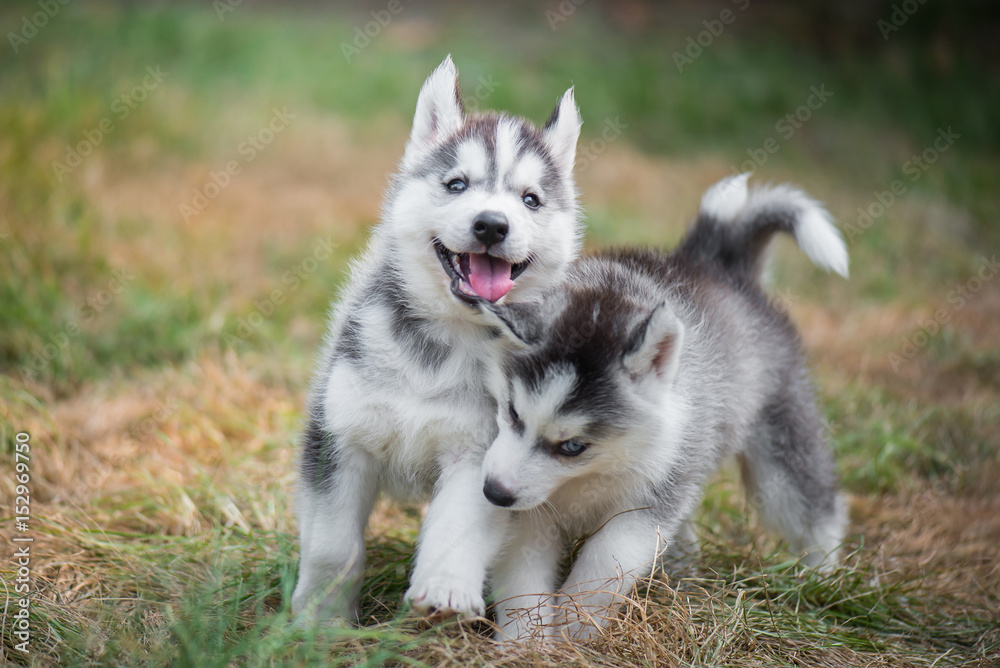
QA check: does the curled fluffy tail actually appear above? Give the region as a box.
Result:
[676,174,849,283]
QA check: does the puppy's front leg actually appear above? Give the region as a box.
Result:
[490,510,562,641]
[292,439,381,625]
[404,455,509,618]
[556,510,678,640]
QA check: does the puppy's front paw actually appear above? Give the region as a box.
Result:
[404,578,485,619]
[494,603,557,644]
[563,620,602,641]
[551,596,606,641]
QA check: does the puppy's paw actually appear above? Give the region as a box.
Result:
[551,596,605,641]
[290,608,356,631]
[291,599,359,629]
[403,578,485,620]
[494,600,557,643]
[291,580,359,627]
[563,620,602,641]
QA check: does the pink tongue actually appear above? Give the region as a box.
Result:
[468,253,514,302]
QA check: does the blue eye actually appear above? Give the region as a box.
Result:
[447,179,467,193]
[558,438,587,457]
[522,192,540,208]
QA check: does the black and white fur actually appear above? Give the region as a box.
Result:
[482,174,849,640]
[291,57,583,623]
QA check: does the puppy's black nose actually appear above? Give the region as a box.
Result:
[472,211,509,248]
[483,478,517,507]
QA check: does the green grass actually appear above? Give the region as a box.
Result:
[2,2,998,666]
[24,515,998,665]
[3,2,996,384]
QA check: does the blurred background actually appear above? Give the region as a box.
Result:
[1,1,998,664]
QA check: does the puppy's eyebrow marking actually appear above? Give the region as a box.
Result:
[532,434,556,455]
[509,152,545,194]
[494,119,520,190]
[516,367,576,434]
[508,395,526,436]
[539,412,590,445]
[456,140,489,183]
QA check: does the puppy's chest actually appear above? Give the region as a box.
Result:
[327,328,500,469]
[380,351,496,441]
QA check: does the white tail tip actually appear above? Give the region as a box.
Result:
[794,203,850,278]
[700,173,751,223]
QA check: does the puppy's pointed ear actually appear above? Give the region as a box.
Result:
[484,302,545,348]
[622,301,684,384]
[542,87,582,177]
[403,56,464,167]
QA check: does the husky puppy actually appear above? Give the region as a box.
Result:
[481,175,849,640]
[290,57,583,624]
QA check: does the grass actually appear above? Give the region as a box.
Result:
[2,1,999,665]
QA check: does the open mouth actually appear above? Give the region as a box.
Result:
[434,239,529,304]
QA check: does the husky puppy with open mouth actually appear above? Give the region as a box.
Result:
[481,175,849,640]
[291,56,583,624]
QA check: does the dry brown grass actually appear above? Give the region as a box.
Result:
[3,107,999,666]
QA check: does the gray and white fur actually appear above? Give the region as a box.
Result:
[291,56,583,623]
[481,174,849,640]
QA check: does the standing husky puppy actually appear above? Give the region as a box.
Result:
[291,57,583,624]
[482,175,849,640]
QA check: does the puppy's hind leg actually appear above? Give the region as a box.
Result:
[739,390,846,571]
[662,515,700,577]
